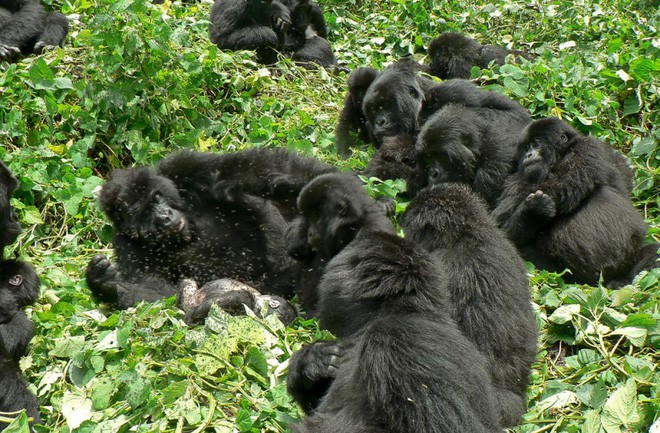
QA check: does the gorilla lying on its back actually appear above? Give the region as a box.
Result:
[86,149,336,310]
[287,174,501,432]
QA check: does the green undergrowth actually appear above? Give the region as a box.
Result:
[0,0,658,431]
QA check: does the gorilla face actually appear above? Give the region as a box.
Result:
[362,65,424,146]
[100,168,192,244]
[0,260,40,323]
[516,118,574,183]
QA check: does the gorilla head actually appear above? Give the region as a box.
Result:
[99,168,192,245]
[0,260,40,324]
[427,32,484,79]
[362,60,425,146]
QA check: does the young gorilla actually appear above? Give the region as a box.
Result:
[492,118,659,287]
[0,260,41,429]
[281,0,336,69]
[412,101,532,208]
[286,173,501,432]
[0,161,22,257]
[402,183,538,427]
[209,0,291,65]
[425,32,534,79]
[178,278,297,326]
[284,173,394,315]
[334,67,380,158]
[361,134,417,185]
[0,0,69,62]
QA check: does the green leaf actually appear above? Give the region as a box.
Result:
[50,336,87,358]
[601,379,641,433]
[582,410,604,433]
[62,390,94,429]
[610,327,647,347]
[548,304,581,324]
[28,58,55,90]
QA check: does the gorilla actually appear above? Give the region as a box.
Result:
[286,173,501,432]
[0,0,69,62]
[412,101,531,207]
[362,134,417,185]
[0,260,41,429]
[280,0,336,69]
[425,32,534,79]
[209,0,291,64]
[334,67,380,158]
[401,183,538,426]
[178,278,297,325]
[284,173,394,314]
[0,161,21,257]
[492,118,659,287]
[86,149,338,310]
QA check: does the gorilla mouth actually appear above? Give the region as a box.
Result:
[523,155,542,167]
[176,218,187,232]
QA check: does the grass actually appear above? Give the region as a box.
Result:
[0,0,658,432]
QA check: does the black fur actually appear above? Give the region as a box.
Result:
[209,0,290,64]
[412,101,531,208]
[285,173,393,314]
[287,174,501,432]
[281,0,336,68]
[0,161,21,257]
[0,0,68,62]
[0,260,41,429]
[492,118,658,287]
[362,134,416,186]
[402,183,538,426]
[426,32,534,79]
[335,67,380,158]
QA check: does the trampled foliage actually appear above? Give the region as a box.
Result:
[0,0,657,432]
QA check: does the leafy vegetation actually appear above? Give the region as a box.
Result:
[0,0,658,431]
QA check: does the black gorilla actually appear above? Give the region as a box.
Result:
[284,173,394,314]
[425,32,534,79]
[178,278,297,325]
[412,100,531,207]
[334,67,380,158]
[209,0,290,64]
[86,149,336,309]
[402,183,538,426]
[281,0,336,69]
[0,161,21,257]
[362,134,417,185]
[0,0,69,62]
[0,260,41,429]
[492,118,658,287]
[286,173,501,432]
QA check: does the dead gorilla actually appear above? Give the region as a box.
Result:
[286,174,501,432]
[492,118,659,287]
[0,0,69,62]
[402,183,538,427]
[178,278,297,325]
[425,32,534,79]
[0,260,41,429]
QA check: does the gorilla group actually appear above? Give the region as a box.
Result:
[0,0,69,62]
[86,148,337,318]
[209,0,336,68]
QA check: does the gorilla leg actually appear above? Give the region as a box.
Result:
[34,11,69,52]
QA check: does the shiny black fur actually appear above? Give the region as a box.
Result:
[0,260,41,429]
[426,32,534,79]
[492,118,658,287]
[209,0,290,64]
[287,174,501,432]
[86,149,337,309]
[362,135,417,186]
[412,100,531,208]
[0,161,21,257]
[402,183,537,426]
[281,0,335,68]
[0,0,68,62]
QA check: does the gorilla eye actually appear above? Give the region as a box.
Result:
[9,275,23,286]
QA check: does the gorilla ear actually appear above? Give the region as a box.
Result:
[335,199,350,217]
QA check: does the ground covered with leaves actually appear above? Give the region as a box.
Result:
[0,0,658,432]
